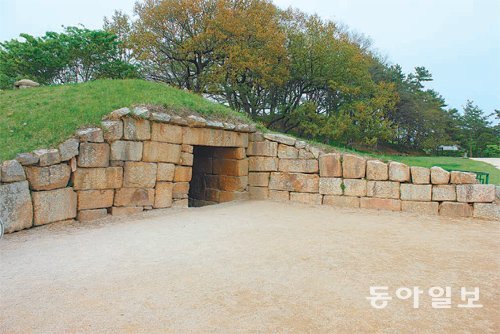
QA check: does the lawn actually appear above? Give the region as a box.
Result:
[1,79,498,185]
[378,155,499,185]
[0,79,247,161]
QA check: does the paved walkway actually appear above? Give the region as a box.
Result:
[1,201,498,333]
[470,157,500,169]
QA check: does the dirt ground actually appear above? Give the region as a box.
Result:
[1,201,499,333]
[470,158,500,169]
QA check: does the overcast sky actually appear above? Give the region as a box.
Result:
[1,0,498,116]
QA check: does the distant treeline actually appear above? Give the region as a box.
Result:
[1,0,498,156]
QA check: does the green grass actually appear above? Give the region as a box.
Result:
[0,79,247,161]
[1,79,498,184]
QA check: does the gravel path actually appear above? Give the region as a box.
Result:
[470,158,500,169]
[1,201,498,333]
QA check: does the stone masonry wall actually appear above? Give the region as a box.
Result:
[0,107,251,233]
[247,132,499,221]
[0,106,498,234]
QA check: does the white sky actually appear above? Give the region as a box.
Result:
[1,0,499,116]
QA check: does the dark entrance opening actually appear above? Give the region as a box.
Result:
[188,146,248,207]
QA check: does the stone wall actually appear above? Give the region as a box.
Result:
[0,107,498,234]
[247,133,499,221]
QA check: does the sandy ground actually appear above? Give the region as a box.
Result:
[470,158,500,169]
[0,201,499,333]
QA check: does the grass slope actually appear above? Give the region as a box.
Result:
[1,79,498,184]
[0,79,246,161]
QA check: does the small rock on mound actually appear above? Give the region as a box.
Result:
[14,79,40,89]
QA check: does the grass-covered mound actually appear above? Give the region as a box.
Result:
[0,79,498,184]
[0,79,248,161]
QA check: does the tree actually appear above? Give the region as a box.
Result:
[0,26,138,89]
[459,101,495,157]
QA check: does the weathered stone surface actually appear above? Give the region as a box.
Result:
[319,153,342,177]
[123,118,151,140]
[72,167,123,190]
[132,106,150,119]
[366,160,388,181]
[430,166,450,184]
[78,143,110,168]
[77,189,114,210]
[249,132,264,141]
[360,198,401,211]
[263,133,296,146]
[269,190,289,201]
[101,120,123,141]
[473,203,499,220]
[187,115,207,127]
[307,146,322,159]
[172,199,188,208]
[77,209,108,222]
[456,184,495,203]
[343,179,367,197]
[123,162,157,188]
[249,186,268,200]
[58,138,80,161]
[432,185,456,201]
[389,161,410,182]
[450,171,477,184]
[1,160,26,182]
[219,176,248,192]
[180,152,194,166]
[247,141,278,157]
[114,188,155,207]
[295,140,307,149]
[401,201,438,215]
[439,202,472,217]
[248,157,278,172]
[111,206,143,216]
[298,149,315,159]
[213,147,246,160]
[206,120,225,129]
[14,79,39,88]
[400,184,432,201]
[76,128,104,143]
[213,159,248,176]
[151,123,183,143]
[0,181,33,233]
[269,172,319,193]
[323,195,360,208]
[157,163,175,181]
[183,128,248,147]
[220,190,249,202]
[15,152,39,166]
[290,192,322,205]
[248,172,270,187]
[34,149,61,166]
[367,181,400,199]
[319,178,343,195]
[342,154,366,179]
[174,166,192,182]
[173,182,190,199]
[278,159,318,173]
[108,107,131,120]
[411,166,430,184]
[154,182,173,208]
[181,144,194,153]
[143,142,181,163]
[277,144,298,159]
[32,188,77,226]
[110,160,124,167]
[25,164,70,191]
[110,140,143,161]
[150,112,171,123]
